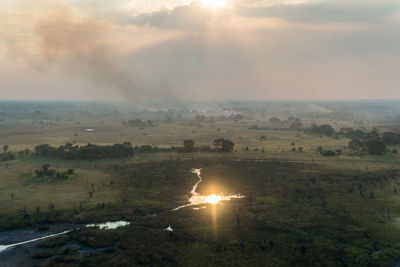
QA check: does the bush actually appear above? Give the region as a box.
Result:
[307,124,335,137]
[34,164,72,179]
[0,151,16,162]
[382,132,400,145]
[213,138,235,152]
[321,150,336,157]
[364,139,386,155]
[183,140,195,152]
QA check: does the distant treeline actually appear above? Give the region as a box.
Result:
[249,119,400,156]
[249,117,303,131]
[132,138,235,153]
[33,138,235,160]
[343,129,400,146]
[290,122,400,148]
[306,124,336,136]
[249,121,338,136]
[0,148,32,162]
[123,119,156,128]
[334,128,399,156]
[35,142,134,160]
[307,126,400,155]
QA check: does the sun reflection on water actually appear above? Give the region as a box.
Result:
[205,194,221,204]
[172,169,244,211]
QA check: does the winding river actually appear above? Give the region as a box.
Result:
[0,168,244,254]
[0,221,130,253]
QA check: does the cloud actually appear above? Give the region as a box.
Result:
[0,0,185,102]
[236,0,400,24]
[1,0,400,101]
[120,1,218,29]
[122,0,400,29]
[114,0,400,100]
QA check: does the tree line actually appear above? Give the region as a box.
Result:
[293,123,400,156]
[32,138,235,160]
[34,142,134,160]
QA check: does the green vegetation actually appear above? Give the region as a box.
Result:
[33,164,74,180]
[2,160,400,265]
[183,139,196,152]
[0,151,15,161]
[124,119,156,128]
[1,101,400,266]
[307,123,336,137]
[212,138,235,152]
[34,142,134,160]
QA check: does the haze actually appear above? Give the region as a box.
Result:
[1,0,399,102]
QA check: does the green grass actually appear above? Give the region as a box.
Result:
[2,111,400,265]
[2,158,400,265]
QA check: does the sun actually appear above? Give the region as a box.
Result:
[205,194,221,204]
[200,0,228,9]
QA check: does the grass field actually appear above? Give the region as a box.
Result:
[1,102,400,265]
[2,159,399,265]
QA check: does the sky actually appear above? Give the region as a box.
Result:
[0,0,400,102]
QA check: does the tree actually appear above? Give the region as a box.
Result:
[3,144,8,152]
[321,150,336,156]
[42,164,50,175]
[233,114,244,122]
[65,142,74,151]
[349,138,386,155]
[0,152,15,162]
[309,124,335,137]
[35,144,53,156]
[365,128,379,139]
[23,149,31,157]
[213,138,235,152]
[348,139,365,152]
[364,139,386,155]
[183,140,196,152]
[382,132,400,145]
[269,117,282,124]
[289,121,303,131]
